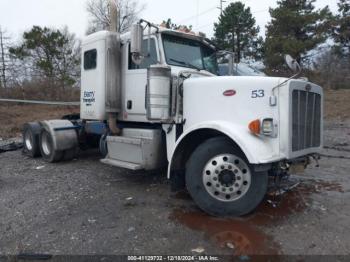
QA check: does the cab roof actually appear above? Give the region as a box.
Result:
[82,26,217,50]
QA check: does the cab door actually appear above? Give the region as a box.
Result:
[81,39,106,120]
[123,37,159,122]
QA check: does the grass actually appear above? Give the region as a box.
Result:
[0,104,79,139]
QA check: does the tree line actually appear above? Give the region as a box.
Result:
[0,0,349,98]
[213,0,350,88]
[0,0,143,100]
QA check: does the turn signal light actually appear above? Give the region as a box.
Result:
[249,119,261,135]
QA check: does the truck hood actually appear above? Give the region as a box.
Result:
[182,75,284,164]
[183,75,288,93]
[170,66,215,78]
[169,66,289,88]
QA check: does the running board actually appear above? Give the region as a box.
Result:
[100,158,143,170]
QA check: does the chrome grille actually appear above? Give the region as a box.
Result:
[292,90,321,152]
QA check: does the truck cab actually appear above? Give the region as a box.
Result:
[24,20,323,217]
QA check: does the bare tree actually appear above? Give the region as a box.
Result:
[86,0,146,34]
[313,49,350,89]
[53,27,81,90]
[0,26,11,89]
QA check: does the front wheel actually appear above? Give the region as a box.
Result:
[186,137,268,217]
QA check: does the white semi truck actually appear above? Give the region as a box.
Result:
[22,20,323,217]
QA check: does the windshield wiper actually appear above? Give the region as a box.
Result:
[169,58,202,71]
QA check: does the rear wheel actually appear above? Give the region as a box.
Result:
[186,137,268,217]
[22,122,42,158]
[39,129,63,163]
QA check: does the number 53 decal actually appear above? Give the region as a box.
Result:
[251,90,265,98]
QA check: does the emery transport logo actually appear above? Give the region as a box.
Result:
[83,91,95,106]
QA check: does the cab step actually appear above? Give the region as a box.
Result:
[100,158,143,170]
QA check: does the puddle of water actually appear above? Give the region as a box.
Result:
[170,209,279,255]
[243,180,343,224]
[249,190,307,225]
[170,180,344,255]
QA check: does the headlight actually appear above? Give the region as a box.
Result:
[249,118,277,137]
[262,118,274,136]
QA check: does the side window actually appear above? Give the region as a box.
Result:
[84,49,97,70]
[129,38,157,70]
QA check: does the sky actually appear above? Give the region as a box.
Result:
[0,0,339,41]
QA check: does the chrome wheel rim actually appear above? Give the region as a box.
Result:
[41,132,51,156]
[202,154,251,202]
[24,131,33,151]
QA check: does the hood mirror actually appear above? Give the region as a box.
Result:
[270,55,303,107]
[285,54,301,73]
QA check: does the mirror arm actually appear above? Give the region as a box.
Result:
[139,19,160,33]
[147,23,151,58]
[137,20,157,60]
[272,55,303,96]
[271,65,302,97]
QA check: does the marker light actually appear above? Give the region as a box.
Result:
[248,119,261,135]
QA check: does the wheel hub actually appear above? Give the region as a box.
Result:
[41,132,52,156]
[24,131,33,151]
[202,154,252,202]
[218,170,236,187]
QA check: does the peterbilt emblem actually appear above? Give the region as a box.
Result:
[305,84,312,92]
[223,90,236,96]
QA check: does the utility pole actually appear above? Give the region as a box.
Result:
[196,0,199,30]
[218,0,226,16]
[217,0,226,49]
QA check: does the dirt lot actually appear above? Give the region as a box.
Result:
[0,89,350,257]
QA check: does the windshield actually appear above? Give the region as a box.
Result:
[218,63,266,76]
[162,33,218,75]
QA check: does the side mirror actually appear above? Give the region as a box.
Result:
[285,54,301,73]
[131,24,144,65]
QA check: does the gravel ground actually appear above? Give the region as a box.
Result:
[0,120,349,256]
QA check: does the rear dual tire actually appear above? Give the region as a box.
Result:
[186,137,268,217]
[23,122,42,158]
[39,129,63,162]
[39,129,77,163]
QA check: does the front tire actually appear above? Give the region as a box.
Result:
[186,137,268,217]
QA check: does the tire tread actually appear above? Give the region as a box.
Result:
[186,136,268,217]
